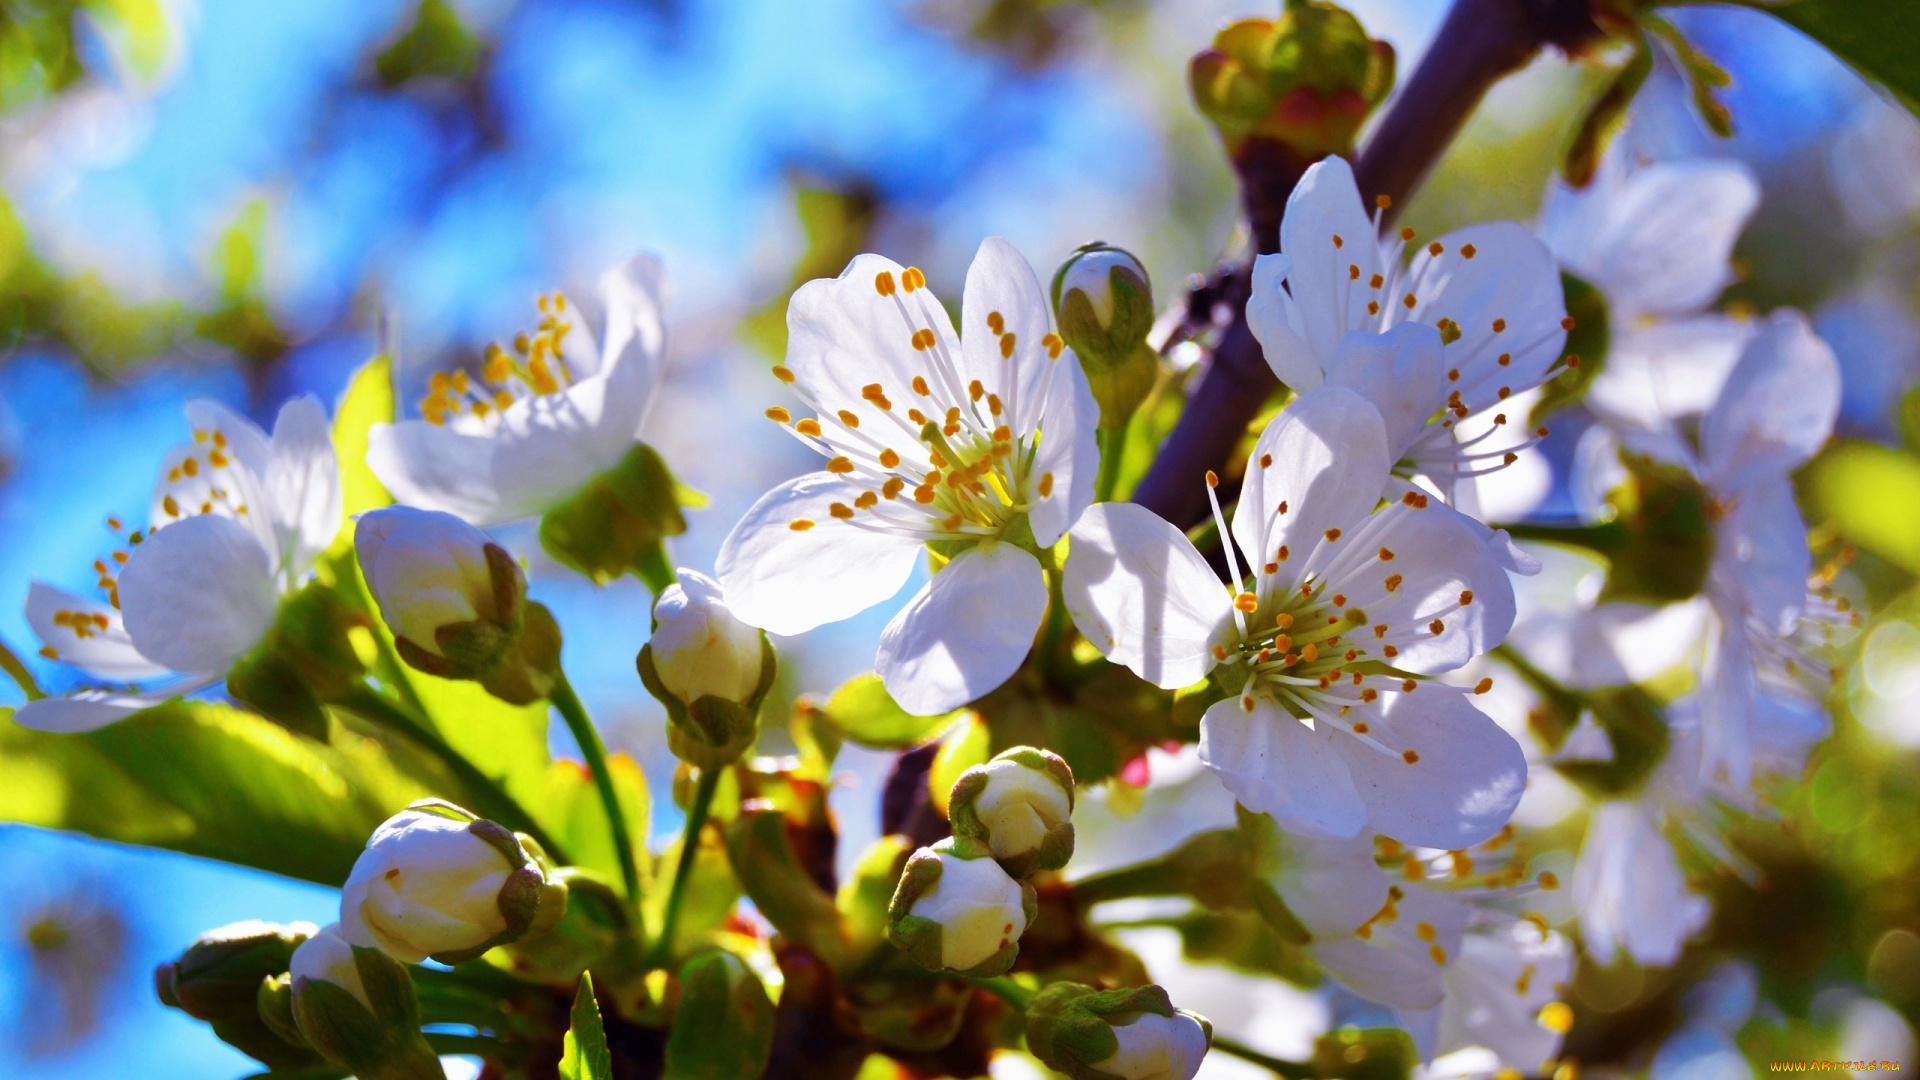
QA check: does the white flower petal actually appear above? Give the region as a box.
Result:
[1700,309,1840,492]
[1586,316,1755,433]
[1028,353,1099,547]
[1334,690,1526,849]
[1259,825,1388,940]
[1334,502,1520,675]
[117,513,277,676]
[717,472,924,637]
[1712,475,1811,634]
[489,368,644,523]
[877,541,1047,714]
[786,252,960,435]
[1408,222,1566,413]
[12,687,178,733]
[1064,502,1233,689]
[367,420,504,524]
[1434,922,1575,1069]
[1199,697,1367,840]
[1235,387,1391,587]
[265,396,343,578]
[1247,253,1325,392]
[959,237,1055,435]
[25,581,169,680]
[1313,884,1468,1010]
[1324,324,1448,462]
[1277,156,1381,369]
[1574,801,1709,967]
[184,399,273,476]
[595,253,668,387]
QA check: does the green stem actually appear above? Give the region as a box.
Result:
[0,635,45,701]
[965,974,1312,1078]
[1037,566,1070,677]
[1211,1035,1316,1079]
[338,685,569,864]
[1095,421,1129,503]
[1490,643,1583,714]
[424,1032,503,1058]
[551,671,642,904]
[1494,519,1625,555]
[1068,858,1188,906]
[647,765,720,969]
[633,541,678,598]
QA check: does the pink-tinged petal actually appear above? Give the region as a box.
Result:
[877,541,1047,714]
[25,582,169,681]
[1064,502,1233,689]
[117,514,277,676]
[1335,690,1526,849]
[1028,353,1099,547]
[1200,697,1367,840]
[716,472,923,637]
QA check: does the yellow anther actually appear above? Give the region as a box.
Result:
[1537,1002,1573,1034]
[1416,921,1436,942]
[838,409,861,428]
[772,365,796,382]
[987,311,1004,334]
[902,267,926,291]
[1429,944,1448,966]
[855,492,879,509]
[830,503,855,519]
[1430,619,1445,635]
[987,393,1003,417]
[1042,332,1064,359]
[1325,527,1341,542]
[163,495,180,518]
[789,519,816,531]
[911,376,931,396]
[1474,677,1493,695]
[879,448,901,468]
[882,477,906,500]
[1461,244,1477,259]
[1378,547,1395,561]
[968,380,984,401]
[796,419,823,437]
[1538,871,1559,890]
[1235,593,1258,613]
[1428,242,1443,257]
[875,270,896,296]
[1403,749,1420,763]
[766,406,792,423]
[911,328,937,351]
[999,332,1016,359]
[1384,574,1403,593]
[182,457,199,478]
[1274,613,1293,629]
[827,456,856,474]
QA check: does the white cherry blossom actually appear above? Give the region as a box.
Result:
[1065,387,1527,848]
[718,238,1097,715]
[1246,156,1568,502]
[368,255,668,526]
[17,397,342,733]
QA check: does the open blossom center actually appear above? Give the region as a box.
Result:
[768,266,1063,542]
[420,292,578,427]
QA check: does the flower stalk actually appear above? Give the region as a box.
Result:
[647,764,720,969]
[550,671,642,904]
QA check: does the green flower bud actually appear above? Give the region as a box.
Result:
[288,923,444,1080]
[948,746,1075,878]
[886,839,1036,976]
[340,800,568,966]
[1051,243,1159,428]
[637,576,778,769]
[665,951,776,1080]
[1026,982,1213,1080]
[156,919,317,1023]
[1593,451,1716,607]
[1189,3,1395,160]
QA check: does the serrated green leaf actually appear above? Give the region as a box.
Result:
[0,700,419,884]
[818,673,960,750]
[1765,0,1920,113]
[559,974,614,1080]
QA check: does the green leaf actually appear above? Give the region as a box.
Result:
[559,974,614,1080]
[0,700,419,884]
[664,952,775,1080]
[1806,440,1920,573]
[541,755,652,889]
[818,673,960,750]
[332,354,395,528]
[407,667,554,818]
[1764,0,1920,112]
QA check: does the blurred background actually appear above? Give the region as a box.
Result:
[0,0,1917,1075]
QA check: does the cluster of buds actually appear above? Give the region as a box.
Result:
[886,747,1074,976]
[1189,0,1395,162]
[158,801,569,1077]
[1051,243,1158,429]
[636,568,777,769]
[355,506,563,704]
[1026,982,1212,1080]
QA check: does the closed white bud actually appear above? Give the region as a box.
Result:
[355,506,504,656]
[950,747,1075,876]
[1057,246,1149,331]
[1094,1011,1212,1080]
[889,844,1031,973]
[339,804,553,965]
[650,569,764,704]
[289,924,371,1011]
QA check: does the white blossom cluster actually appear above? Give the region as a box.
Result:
[12,139,1855,1080]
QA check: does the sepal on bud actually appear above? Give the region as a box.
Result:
[948,746,1076,878]
[289,924,444,1080]
[885,838,1035,977]
[227,582,372,739]
[1026,981,1212,1080]
[1051,244,1158,428]
[341,800,567,966]
[539,442,695,588]
[155,919,317,1023]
